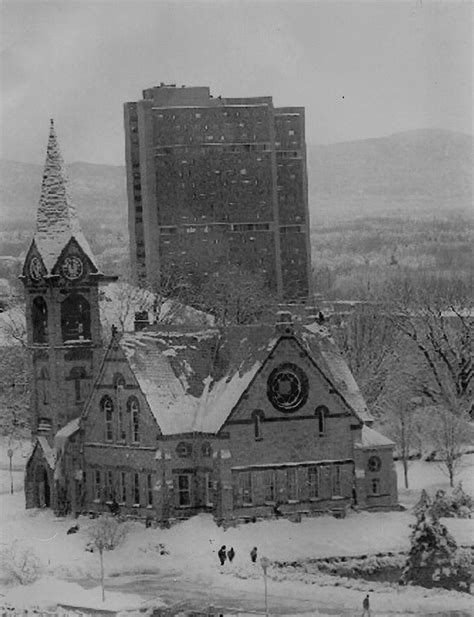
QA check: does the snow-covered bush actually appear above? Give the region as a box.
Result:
[0,541,43,585]
[401,513,471,592]
[417,485,473,520]
[86,514,129,552]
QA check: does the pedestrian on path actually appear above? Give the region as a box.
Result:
[250,546,258,563]
[362,593,371,616]
[227,547,235,562]
[218,545,227,566]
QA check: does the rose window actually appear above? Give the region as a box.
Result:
[267,363,308,412]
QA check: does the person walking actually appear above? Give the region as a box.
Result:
[218,545,227,566]
[362,594,371,616]
[250,546,258,563]
[227,547,235,563]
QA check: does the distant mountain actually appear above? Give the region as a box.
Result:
[307,129,473,222]
[1,129,472,231]
[0,159,127,228]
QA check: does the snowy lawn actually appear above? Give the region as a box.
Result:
[0,448,472,614]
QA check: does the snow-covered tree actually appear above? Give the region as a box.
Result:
[401,512,471,592]
[86,515,129,602]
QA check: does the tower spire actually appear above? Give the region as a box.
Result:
[32,120,98,273]
[36,118,78,234]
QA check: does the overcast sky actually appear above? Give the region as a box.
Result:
[1,0,472,165]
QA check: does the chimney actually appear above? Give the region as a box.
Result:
[134,310,150,332]
[275,310,294,335]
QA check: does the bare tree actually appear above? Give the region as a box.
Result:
[385,273,472,416]
[384,273,473,486]
[376,360,424,489]
[195,265,277,327]
[427,406,471,487]
[331,303,399,411]
[86,515,128,602]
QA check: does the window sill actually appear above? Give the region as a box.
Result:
[288,499,299,504]
[146,504,153,509]
[331,495,344,500]
[132,504,140,508]
[242,503,254,508]
[264,501,276,506]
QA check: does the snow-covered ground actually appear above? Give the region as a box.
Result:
[0,448,473,615]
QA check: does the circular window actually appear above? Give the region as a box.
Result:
[267,363,309,412]
[368,455,382,472]
[176,442,192,458]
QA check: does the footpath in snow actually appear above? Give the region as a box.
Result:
[0,453,473,615]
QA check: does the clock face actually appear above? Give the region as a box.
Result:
[29,257,44,281]
[267,363,309,412]
[62,256,84,280]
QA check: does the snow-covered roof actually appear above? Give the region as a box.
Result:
[355,426,395,449]
[55,417,80,441]
[120,326,278,435]
[37,436,57,469]
[29,120,98,274]
[116,320,373,436]
[301,322,373,423]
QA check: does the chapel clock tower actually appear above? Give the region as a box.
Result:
[21,120,114,444]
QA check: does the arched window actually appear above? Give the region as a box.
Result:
[32,297,48,343]
[128,397,140,443]
[114,374,126,441]
[70,366,87,402]
[61,294,91,342]
[315,405,328,436]
[101,396,114,442]
[252,410,265,441]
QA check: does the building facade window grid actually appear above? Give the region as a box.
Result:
[264,469,276,503]
[177,473,192,507]
[332,465,342,497]
[146,474,153,507]
[130,399,140,443]
[286,467,299,501]
[308,466,319,499]
[133,472,140,506]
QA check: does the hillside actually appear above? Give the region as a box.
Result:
[1,129,472,231]
[0,159,127,228]
[307,129,473,222]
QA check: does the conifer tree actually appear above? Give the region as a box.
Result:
[401,511,471,591]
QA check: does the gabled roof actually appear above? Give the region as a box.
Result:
[355,425,395,448]
[120,326,278,435]
[301,322,373,423]
[29,120,98,274]
[116,321,372,436]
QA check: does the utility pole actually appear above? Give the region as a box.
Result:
[7,448,13,494]
[260,556,270,617]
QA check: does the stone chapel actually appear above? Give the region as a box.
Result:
[22,122,398,524]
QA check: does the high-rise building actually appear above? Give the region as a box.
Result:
[124,84,312,301]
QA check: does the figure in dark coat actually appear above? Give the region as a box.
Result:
[227,547,235,562]
[218,545,227,566]
[250,546,258,563]
[362,594,371,616]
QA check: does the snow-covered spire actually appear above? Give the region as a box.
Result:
[32,120,98,273]
[36,119,78,235]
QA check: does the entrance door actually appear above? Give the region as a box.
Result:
[35,465,51,507]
